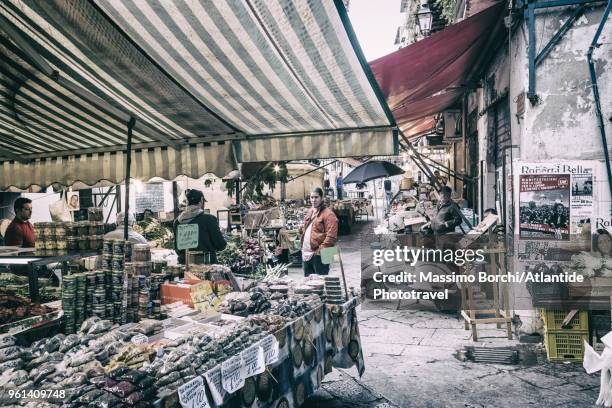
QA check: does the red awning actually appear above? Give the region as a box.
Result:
[369,1,506,133]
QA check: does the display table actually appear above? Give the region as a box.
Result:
[158,298,365,408]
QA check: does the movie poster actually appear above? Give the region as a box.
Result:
[519,174,570,240]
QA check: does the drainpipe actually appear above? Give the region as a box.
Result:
[587,0,612,201]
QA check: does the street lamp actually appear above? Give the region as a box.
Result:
[416,1,433,37]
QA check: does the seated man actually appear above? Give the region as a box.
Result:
[104,212,147,244]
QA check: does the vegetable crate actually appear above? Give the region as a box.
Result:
[541,309,589,331]
[544,330,588,362]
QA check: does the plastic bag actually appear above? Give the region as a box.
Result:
[115,369,145,384]
[104,380,135,398]
[49,197,71,222]
[90,376,118,389]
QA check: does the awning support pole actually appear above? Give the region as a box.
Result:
[123,117,136,241]
[288,160,337,182]
[587,0,612,201]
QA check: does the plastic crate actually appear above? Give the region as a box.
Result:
[541,309,589,331]
[544,330,588,362]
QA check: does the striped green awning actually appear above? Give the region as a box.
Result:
[0,0,396,190]
[1,142,234,191]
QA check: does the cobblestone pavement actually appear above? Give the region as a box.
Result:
[289,219,600,407]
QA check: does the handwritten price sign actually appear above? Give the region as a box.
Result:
[177,224,199,250]
[221,355,244,394]
[241,344,265,378]
[261,335,280,365]
[178,376,210,408]
[204,366,226,405]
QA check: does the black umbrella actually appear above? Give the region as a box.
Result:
[342,160,404,220]
[343,160,404,184]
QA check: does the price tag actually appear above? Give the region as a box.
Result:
[221,355,244,394]
[204,366,226,405]
[240,344,265,378]
[178,376,210,408]
[177,224,199,250]
[261,335,280,365]
[131,334,148,345]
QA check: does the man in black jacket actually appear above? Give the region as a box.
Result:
[430,186,463,235]
[174,189,226,264]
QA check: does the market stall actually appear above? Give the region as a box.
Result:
[0,256,364,408]
[0,2,396,405]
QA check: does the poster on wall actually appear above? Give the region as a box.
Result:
[135,183,164,213]
[515,162,597,261]
[519,174,570,240]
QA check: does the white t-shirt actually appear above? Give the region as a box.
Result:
[302,222,314,261]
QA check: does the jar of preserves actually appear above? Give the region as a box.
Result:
[45,240,57,250]
[111,255,124,272]
[112,239,126,256]
[67,237,78,251]
[103,238,114,254]
[54,223,66,238]
[132,244,151,262]
[43,222,55,237]
[133,261,151,277]
[78,236,89,251]
[56,239,67,250]
[77,221,89,236]
[33,223,44,237]
[101,253,113,270]
[65,222,78,237]
[87,207,103,222]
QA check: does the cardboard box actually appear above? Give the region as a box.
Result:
[160,279,201,307]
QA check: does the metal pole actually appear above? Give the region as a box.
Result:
[172,181,179,220]
[123,117,135,240]
[372,180,379,220]
[587,0,612,201]
[288,160,337,181]
[527,4,537,104]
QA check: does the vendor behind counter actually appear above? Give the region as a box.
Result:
[4,197,35,248]
[174,189,226,264]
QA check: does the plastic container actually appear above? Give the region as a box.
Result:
[544,330,588,362]
[45,240,57,250]
[541,309,589,332]
[77,221,89,237]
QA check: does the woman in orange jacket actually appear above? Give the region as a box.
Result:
[300,188,339,276]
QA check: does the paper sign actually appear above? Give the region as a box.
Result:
[221,355,244,394]
[204,366,226,405]
[131,334,148,345]
[241,344,265,378]
[261,334,280,365]
[178,376,210,408]
[177,224,199,250]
